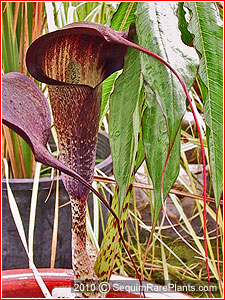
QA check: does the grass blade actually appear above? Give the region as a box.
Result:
[3,159,52,298]
[50,170,60,268]
[28,161,41,267]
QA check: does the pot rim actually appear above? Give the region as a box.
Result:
[2,268,193,299]
[2,268,140,298]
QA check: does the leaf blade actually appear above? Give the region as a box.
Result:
[142,89,181,223]
[135,2,199,222]
[136,2,199,143]
[186,2,223,205]
[109,34,142,204]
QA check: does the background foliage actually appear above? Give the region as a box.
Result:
[2,2,223,297]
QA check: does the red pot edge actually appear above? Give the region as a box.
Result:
[2,268,141,298]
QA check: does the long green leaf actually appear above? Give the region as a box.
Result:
[186,2,223,206]
[109,34,142,205]
[143,87,181,224]
[135,2,199,223]
[136,2,199,144]
[96,45,144,279]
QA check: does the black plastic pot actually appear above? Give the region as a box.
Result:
[2,132,112,270]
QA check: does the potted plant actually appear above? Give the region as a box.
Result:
[2,2,223,298]
[2,1,114,272]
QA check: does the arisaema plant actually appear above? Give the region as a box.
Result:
[2,6,222,296]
